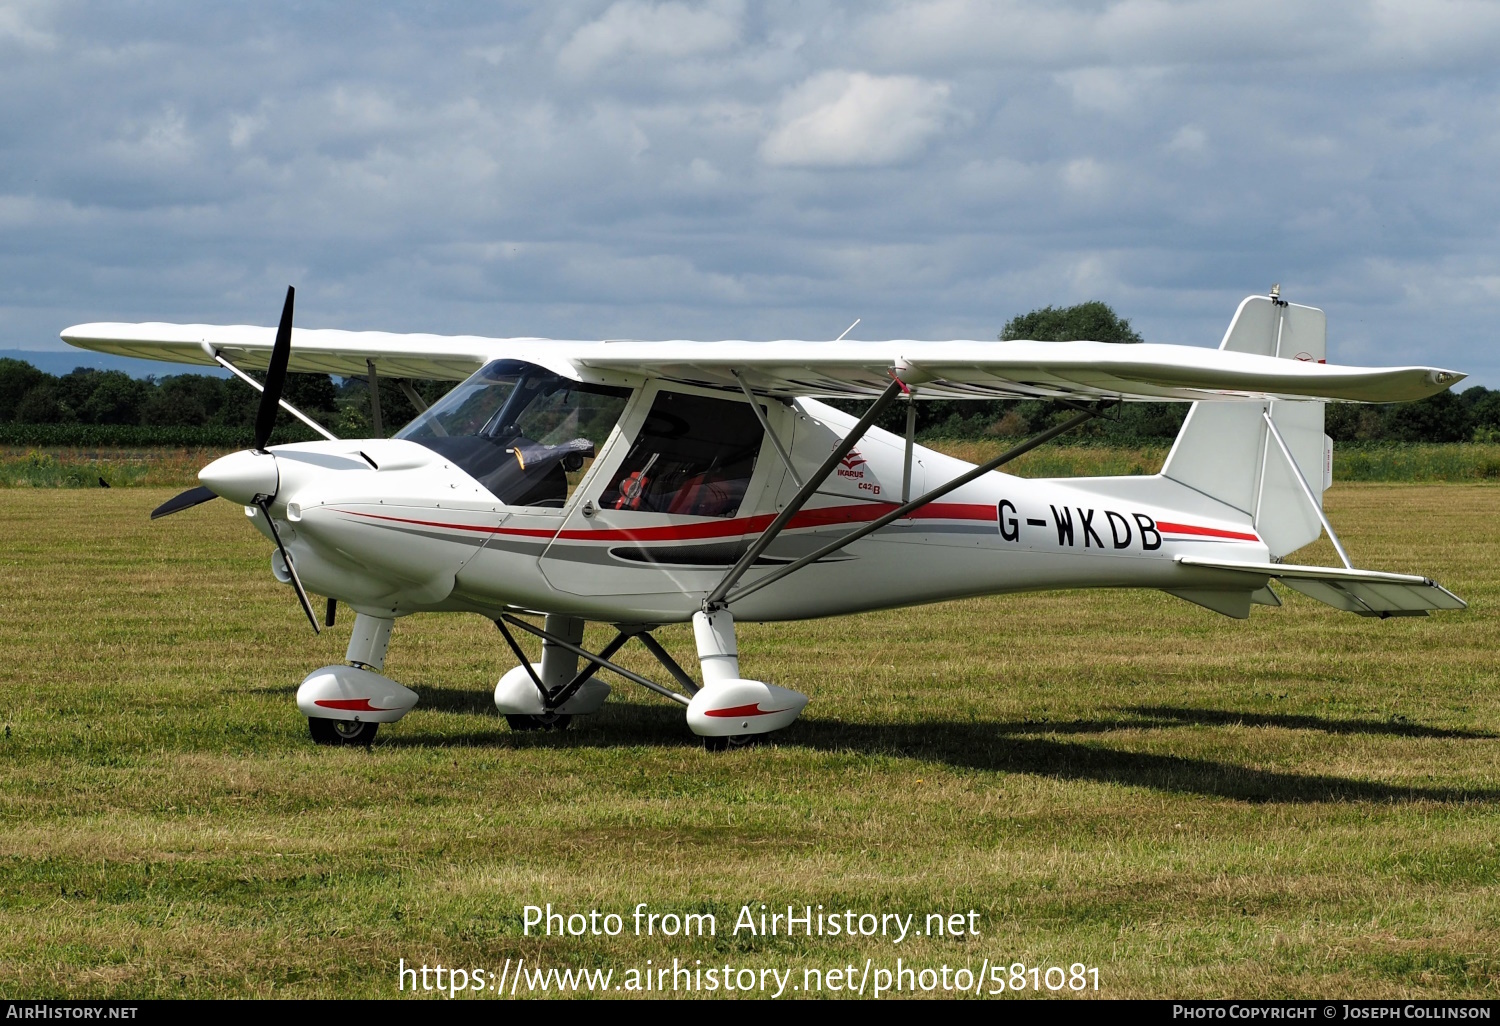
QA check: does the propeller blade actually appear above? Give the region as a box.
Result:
[150,485,219,520]
[256,497,321,635]
[253,286,295,451]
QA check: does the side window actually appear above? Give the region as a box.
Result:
[599,391,764,518]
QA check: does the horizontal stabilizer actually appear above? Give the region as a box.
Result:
[1162,583,1283,619]
[1165,589,1255,618]
[1176,557,1466,618]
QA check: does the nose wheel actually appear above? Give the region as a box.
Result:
[703,733,762,752]
[308,717,380,746]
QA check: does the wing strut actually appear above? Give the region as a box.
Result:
[1261,408,1352,569]
[705,377,907,608]
[397,379,429,413]
[723,399,1115,607]
[199,343,338,442]
[901,399,916,502]
[366,359,384,436]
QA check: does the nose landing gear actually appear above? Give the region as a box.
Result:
[309,717,380,746]
[701,732,758,752]
[298,614,416,747]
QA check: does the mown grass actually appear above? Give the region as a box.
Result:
[1,485,1497,999]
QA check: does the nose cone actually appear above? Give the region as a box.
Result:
[199,449,279,506]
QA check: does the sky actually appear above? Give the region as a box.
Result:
[2,1,1498,385]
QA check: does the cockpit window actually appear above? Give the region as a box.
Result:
[598,390,764,518]
[397,360,631,507]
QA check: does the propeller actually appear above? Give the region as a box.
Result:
[248,287,320,632]
[258,495,320,635]
[152,286,297,520]
[150,484,218,520]
[148,286,321,635]
[254,285,295,451]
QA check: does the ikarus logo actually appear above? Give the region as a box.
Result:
[833,448,881,495]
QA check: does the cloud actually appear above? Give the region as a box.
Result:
[1055,67,1163,114]
[0,0,55,50]
[761,71,952,168]
[1166,125,1208,156]
[0,2,1495,386]
[853,0,1500,72]
[558,0,744,74]
[1367,0,1500,65]
[1061,157,1108,196]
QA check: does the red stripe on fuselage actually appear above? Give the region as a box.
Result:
[1155,520,1259,542]
[331,502,996,544]
[331,505,1257,545]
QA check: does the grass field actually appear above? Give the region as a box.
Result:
[1,484,1498,999]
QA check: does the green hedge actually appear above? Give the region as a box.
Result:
[1333,442,1500,481]
[0,423,324,447]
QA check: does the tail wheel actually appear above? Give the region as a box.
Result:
[505,713,572,732]
[309,717,380,746]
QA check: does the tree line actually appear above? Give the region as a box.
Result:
[2,301,1495,445]
[0,357,447,444]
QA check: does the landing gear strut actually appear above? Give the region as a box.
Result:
[493,609,809,750]
[297,613,417,745]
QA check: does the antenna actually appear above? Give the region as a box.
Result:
[834,318,860,342]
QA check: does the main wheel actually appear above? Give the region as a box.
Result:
[702,733,759,752]
[505,713,572,732]
[309,717,380,746]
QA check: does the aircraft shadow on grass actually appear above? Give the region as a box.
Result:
[1123,705,1495,741]
[391,690,1500,806]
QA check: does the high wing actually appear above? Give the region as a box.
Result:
[61,322,1462,403]
[61,322,517,381]
[575,339,1462,403]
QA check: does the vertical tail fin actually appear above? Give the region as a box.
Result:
[1160,295,1333,558]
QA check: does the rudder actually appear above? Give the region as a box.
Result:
[1159,295,1332,558]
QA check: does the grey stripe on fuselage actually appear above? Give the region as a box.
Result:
[356,515,999,568]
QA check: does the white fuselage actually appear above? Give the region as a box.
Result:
[241,386,1270,625]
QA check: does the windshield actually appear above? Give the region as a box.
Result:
[397,360,631,507]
